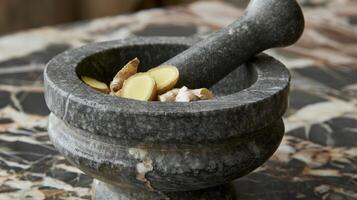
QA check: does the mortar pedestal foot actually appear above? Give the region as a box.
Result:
[93,180,235,200]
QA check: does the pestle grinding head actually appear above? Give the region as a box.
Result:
[165,0,304,88]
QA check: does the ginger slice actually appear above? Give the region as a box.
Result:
[158,88,179,102]
[110,57,139,93]
[193,88,213,100]
[81,76,109,93]
[121,73,157,101]
[148,65,179,94]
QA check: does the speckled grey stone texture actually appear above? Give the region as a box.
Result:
[165,0,304,88]
[45,37,290,199]
[49,114,284,199]
[44,37,290,144]
[94,180,236,200]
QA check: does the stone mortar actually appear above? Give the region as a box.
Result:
[44,37,290,199]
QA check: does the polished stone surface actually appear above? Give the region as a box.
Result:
[49,114,284,199]
[0,0,356,199]
[45,37,288,199]
[44,37,289,142]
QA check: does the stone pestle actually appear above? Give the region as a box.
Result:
[164,0,304,88]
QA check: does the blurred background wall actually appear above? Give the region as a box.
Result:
[0,0,249,34]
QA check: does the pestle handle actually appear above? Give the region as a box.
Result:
[164,0,304,88]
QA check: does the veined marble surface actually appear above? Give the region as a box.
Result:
[0,1,356,199]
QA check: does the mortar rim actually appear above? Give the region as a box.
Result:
[44,37,290,137]
[45,37,289,114]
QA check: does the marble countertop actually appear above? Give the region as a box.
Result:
[0,1,356,199]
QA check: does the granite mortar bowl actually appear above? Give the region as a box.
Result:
[44,37,290,199]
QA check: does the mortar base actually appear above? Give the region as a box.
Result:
[93,180,236,200]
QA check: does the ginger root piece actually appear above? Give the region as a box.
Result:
[110,57,139,93]
[193,88,213,100]
[121,73,157,101]
[148,65,179,94]
[175,86,199,102]
[114,89,122,96]
[164,87,214,102]
[158,88,179,102]
[81,76,109,93]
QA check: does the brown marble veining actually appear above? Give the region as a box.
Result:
[0,1,356,199]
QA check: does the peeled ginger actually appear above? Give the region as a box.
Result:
[148,65,179,94]
[121,73,157,101]
[81,76,109,93]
